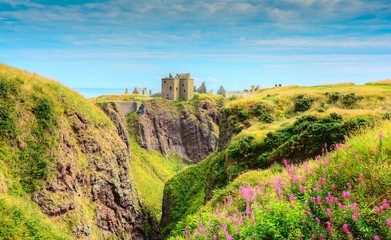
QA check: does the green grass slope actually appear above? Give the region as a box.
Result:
[171,121,391,239]
[0,63,150,239]
[127,113,189,219]
[162,82,391,235]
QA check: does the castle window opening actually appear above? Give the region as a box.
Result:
[164,80,166,83]
[176,87,178,90]
[170,86,172,90]
[184,90,186,92]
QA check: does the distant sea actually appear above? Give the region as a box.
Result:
[73,88,127,98]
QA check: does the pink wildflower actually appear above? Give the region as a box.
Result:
[352,202,359,220]
[326,208,333,218]
[324,155,329,167]
[342,223,353,238]
[326,221,333,235]
[374,206,381,215]
[316,196,322,205]
[320,233,325,239]
[379,130,383,141]
[331,184,336,190]
[320,178,326,186]
[346,182,352,189]
[374,236,380,240]
[315,217,320,223]
[290,193,295,202]
[245,203,251,217]
[386,219,391,229]
[342,191,350,200]
[240,185,257,202]
[299,184,305,193]
[382,199,389,209]
[352,150,357,155]
[334,143,339,150]
[293,175,299,183]
[311,234,316,239]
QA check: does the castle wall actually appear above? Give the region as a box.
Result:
[180,78,194,100]
[116,101,141,115]
[162,78,179,100]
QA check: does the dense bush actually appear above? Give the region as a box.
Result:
[294,95,313,112]
[326,92,341,103]
[341,93,362,108]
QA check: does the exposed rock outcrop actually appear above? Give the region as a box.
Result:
[32,110,161,239]
[134,99,221,163]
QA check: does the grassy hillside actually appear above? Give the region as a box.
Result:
[162,82,391,235]
[170,121,391,239]
[0,63,152,239]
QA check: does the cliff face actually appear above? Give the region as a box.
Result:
[0,64,160,239]
[33,110,149,239]
[134,98,221,163]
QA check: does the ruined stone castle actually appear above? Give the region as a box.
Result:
[161,73,194,100]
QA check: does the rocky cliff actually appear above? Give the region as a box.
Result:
[133,97,223,163]
[0,64,160,239]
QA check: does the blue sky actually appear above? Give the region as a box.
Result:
[1,0,391,95]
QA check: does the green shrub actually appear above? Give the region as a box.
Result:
[294,95,313,112]
[33,98,58,130]
[327,92,340,103]
[0,77,22,99]
[0,104,16,138]
[238,109,249,120]
[341,92,362,108]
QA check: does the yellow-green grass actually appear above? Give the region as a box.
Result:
[91,93,150,103]
[129,136,189,219]
[225,83,391,141]
[0,193,73,239]
[0,63,110,125]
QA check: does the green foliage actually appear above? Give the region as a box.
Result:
[17,141,52,193]
[342,92,363,108]
[237,109,249,120]
[165,114,375,233]
[170,122,391,239]
[0,104,16,138]
[294,94,313,112]
[326,92,341,103]
[0,197,72,240]
[0,76,22,99]
[33,98,58,130]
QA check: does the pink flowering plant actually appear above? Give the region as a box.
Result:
[170,126,391,239]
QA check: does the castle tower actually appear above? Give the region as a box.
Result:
[161,73,194,100]
[162,74,179,100]
[178,73,194,100]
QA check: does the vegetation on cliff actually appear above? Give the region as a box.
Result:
[162,82,391,236]
[170,122,391,239]
[0,64,156,239]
